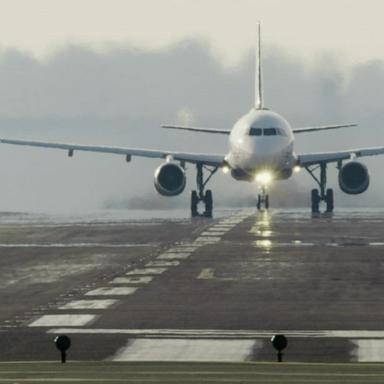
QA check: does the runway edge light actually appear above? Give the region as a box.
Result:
[271,334,288,362]
[54,335,71,363]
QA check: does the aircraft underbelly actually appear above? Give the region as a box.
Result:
[229,149,292,170]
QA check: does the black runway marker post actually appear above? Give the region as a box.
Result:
[54,335,71,363]
[271,334,287,362]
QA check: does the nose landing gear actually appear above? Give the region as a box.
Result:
[257,185,269,210]
[306,162,334,213]
[191,163,218,218]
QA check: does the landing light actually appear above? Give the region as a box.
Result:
[293,166,301,173]
[222,165,230,174]
[255,171,273,185]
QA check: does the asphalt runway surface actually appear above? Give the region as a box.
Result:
[0,208,384,363]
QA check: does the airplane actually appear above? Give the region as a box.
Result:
[1,24,383,217]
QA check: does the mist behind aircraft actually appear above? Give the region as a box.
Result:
[0,41,383,212]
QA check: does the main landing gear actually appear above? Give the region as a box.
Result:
[257,186,269,211]
[306,162,334,213]
[191,163,218,218]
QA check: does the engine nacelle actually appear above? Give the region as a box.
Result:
[154,162,186,196]
[231,168,253,181]
[338,161,370,195]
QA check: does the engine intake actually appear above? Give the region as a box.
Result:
[154,163,186,196]
[338,161,369,195]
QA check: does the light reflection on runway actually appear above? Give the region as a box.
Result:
[1,207,384,362]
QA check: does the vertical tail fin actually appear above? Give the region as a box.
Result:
[255,22,263,109]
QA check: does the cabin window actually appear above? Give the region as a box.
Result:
[249,127,262,136]
[263,128,277,136]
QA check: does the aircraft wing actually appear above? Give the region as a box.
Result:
[293,123,357,134]
[161,125,231,134]
[298,147,384,166]
[0,138,225,167]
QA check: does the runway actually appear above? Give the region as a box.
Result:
[0,208,384,362]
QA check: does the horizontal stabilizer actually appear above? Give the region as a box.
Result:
[161,125,230,135]
[293,123,357,134]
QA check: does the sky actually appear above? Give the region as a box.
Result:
[0,0,384,212]
[0,0,383,67]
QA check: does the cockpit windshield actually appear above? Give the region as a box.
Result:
[249,128,262,136]
[249,127,285,136]
[264,128,277,136]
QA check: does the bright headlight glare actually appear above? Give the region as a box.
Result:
[222,165,230,174]
[255,171,273,185]
[293,165,301,173]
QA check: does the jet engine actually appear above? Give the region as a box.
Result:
[338,161,369,194]
[154,163,186,196]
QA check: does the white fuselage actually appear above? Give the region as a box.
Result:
[225,108,296,181]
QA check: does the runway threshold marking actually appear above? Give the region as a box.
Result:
[167,246,199,252]
[112,339,257,362]
[146,260,180,267]
[25,212,250,330]
[126,268,168,275]
[157,252,191,260]
[194,237,221,244]
[84,287,138,296]
[111,276,153,284]
[353,340,384,362]
[59,299,118,310]
[29,314,96,327]
[197,268,215,279]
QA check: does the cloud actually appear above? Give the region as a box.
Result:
[0,40,383,212]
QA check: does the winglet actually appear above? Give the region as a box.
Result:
[255,22,263,109]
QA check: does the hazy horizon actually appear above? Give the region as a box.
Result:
[0,37,383,212]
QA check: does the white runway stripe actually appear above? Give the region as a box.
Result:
[167,247,198,253]
[85,287,137,296]
[208,227,231,231]
[194,237,221,244]
[46,328,384,338]
[111,276,153,284]
[126,268,167,275]
[112,339,257,362]
[59,299,117,310]
[29,314,96,327]
[146,260,180,267]
[353,340,384,362]
[0,243,150,248]
[200,231,226,236]
[157,253,190,260]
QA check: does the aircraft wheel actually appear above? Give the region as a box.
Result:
[311,189,320,213]
[265,195,269,209]
[191,190,199,217]
[204,190,213,218]
[326,188,334,212]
